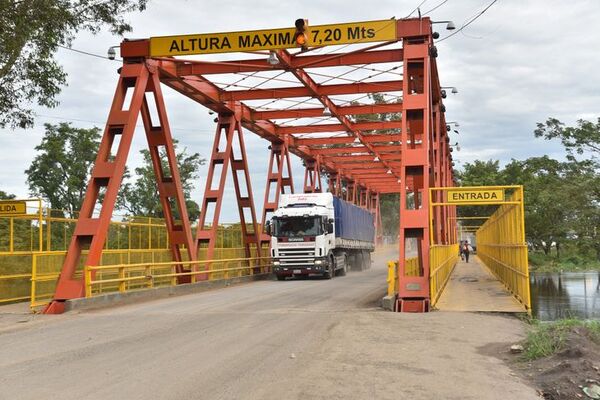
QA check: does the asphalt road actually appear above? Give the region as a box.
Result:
[0,247,538,400]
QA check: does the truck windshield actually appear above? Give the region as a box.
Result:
[273,216,322,237]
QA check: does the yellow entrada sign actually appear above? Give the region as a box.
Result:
[0,200,26,216]
[149,19,397,56]
[447,189,505,204]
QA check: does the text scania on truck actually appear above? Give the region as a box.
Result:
[266,193,375,280]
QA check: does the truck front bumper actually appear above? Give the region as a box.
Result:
[273,258,329,276]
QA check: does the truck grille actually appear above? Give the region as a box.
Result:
[278,247,315,266]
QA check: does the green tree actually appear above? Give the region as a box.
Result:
[0,191,16,200]
[26,122,101,217]
[0,0,147,129]
[117,141,205,221]
[535,117,600,161]
[455,159,503,220]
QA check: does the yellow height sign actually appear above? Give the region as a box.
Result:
[150,19,397,57]
[446,189,505,204]
[0,200,26,216]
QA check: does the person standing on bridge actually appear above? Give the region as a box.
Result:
[462,241,472,263]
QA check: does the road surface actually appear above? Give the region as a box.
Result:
[0,248,538,399]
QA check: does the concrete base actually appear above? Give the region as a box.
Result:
[381,295,396,311]
[64,274,271,313]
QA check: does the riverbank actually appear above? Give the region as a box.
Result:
[529,251,600,273]
[506,319,600,400]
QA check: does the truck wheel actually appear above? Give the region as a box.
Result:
[339,254,347,276]
[276,274,285,281]
[325,255,335,279]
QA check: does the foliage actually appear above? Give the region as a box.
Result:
[522,319,600,361]
[456,117,600,265]
[117,141,205,221]
[25,123,101,217]
[535,117,600,161]
[0,0,147,129]
[0,191,16,200]
[379,193,399,238]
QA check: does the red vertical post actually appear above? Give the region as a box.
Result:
[44,63,197,313]
[140,72,196,280]
[196,112,262,278]
[303,157,322,193]
[260,142,294,244]
[396,33,434,312]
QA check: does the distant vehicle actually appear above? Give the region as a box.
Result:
[266,193,375,280]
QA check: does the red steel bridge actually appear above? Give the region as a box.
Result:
[44,17,457,314]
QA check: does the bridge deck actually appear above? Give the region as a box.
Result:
[435,255,526,313]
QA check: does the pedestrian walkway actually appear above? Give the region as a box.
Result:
[435,255,526,313]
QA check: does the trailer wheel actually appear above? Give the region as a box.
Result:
[364,251,372,269]
[355,251,364,271]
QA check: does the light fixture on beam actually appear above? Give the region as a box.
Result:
[353,137,361,144]
[387,169,392,174]
[441,86,458,94]
[432,20,456,30]
[373,156,380,161]
[267,51,280,65]
[322,106,332,116]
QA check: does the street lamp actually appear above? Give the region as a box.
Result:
[107,45,119,60]
[267,51,280,65]
[441,86,458,94]
[432,20,456,30]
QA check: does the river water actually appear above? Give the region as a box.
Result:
[530,271,600,321]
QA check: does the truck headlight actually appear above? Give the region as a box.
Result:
[314,260,322,265]
[273,261,280,266]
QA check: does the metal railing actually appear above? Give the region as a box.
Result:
[84,257,272,298]
[386,257,420,297]
[429,244,459,307]
[476,187,531,311]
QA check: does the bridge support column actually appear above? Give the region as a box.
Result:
[396,38,433,313]
[196,112,262,277]
[303,157,322,193]
[260,142,294,245]
[44,63,196,313]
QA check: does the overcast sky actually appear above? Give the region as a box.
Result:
[1,0,599,221]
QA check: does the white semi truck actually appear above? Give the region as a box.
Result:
[266,193,375,280]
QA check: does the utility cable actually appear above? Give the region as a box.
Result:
[437,0,499,43]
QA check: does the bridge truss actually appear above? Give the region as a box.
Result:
[44,17,456,313]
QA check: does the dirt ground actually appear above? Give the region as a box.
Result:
[490,327,600,400]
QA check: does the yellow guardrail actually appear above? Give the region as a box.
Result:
[386,257,420,297]
[429,244,459,307]
[84,256,272,298]
[476,187,531,311]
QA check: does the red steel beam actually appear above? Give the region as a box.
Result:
[277,121,401,135]
[252,103,402,120]
[174,49,404,75]
[222,80,401,101]
[296,133,402,146]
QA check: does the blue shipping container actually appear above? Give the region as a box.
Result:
[332,196,375,243]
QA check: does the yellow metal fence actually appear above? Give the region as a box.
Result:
[0,200,248,308]
[84,257,271,298]
[429,244,459,307]
[476,188,531,311]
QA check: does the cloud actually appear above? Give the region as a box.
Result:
[1,0,599,222]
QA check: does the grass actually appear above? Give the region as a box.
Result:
[528,250,600,272]
[522,318,600,361]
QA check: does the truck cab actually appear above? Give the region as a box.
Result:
[268,193,337,280]
[268,193,374,280]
